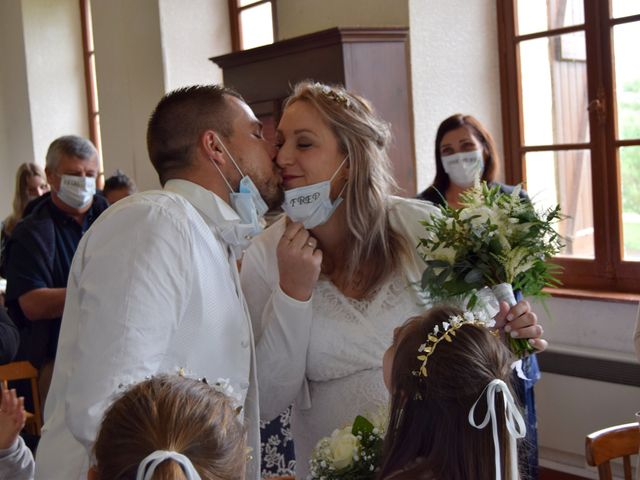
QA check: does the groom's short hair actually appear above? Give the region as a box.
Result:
[147,85,245,186]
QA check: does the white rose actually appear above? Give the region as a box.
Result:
[329,427,360,470]
[460,206,499,229]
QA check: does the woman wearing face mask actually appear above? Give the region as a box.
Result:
[1,163,49,278]
[417,114,526,208]
[418,113,540,479]
[240,82,547,477]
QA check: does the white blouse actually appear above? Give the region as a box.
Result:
[241,196,439,475]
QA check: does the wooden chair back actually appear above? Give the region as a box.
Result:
[0,361,42,436]
[586,422,640,480]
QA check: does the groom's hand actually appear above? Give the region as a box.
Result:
[494,300,548,352]
[277,220,322,301]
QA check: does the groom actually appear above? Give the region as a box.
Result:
[35,85,282,480]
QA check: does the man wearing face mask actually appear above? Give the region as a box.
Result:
[4,135,107,407]
[35,85,281,480]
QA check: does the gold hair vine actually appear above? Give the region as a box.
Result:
[415,312,494,377]
[313,83,352,108]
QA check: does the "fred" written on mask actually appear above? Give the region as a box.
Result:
[288,192,321,207]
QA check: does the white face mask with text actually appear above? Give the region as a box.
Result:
[56,175,96,209]
[281,156,348,229]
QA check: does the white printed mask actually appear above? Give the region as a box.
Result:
[56,175,96,209]
[281,157,348,229]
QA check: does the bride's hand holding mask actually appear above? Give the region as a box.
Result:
[277,220,322,301]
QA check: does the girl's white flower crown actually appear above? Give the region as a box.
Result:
[415,311,495,377]
[118,367,243,415]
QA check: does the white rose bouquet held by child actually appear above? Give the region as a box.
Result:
[418,182,563,356]
[308,414,385,480]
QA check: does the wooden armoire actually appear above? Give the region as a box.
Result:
[210,27,415,195]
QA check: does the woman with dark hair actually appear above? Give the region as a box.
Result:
[380,306,526,480]
[417,114,525,208]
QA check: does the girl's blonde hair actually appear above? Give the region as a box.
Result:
[283,81,411,293]
[4,162,46,235]
[93,375,246,480]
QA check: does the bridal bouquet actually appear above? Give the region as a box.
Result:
[418,182,564,356]
[308,414,385,480]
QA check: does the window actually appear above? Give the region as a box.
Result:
[498,0,640,293]
[228,0,276,51]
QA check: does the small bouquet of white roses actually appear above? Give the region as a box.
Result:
[418,182,564,356]
[308,414,385,480]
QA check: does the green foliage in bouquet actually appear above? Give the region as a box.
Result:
[308,415,385,480]
[417,182,564,355]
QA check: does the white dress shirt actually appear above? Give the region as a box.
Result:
[35,180,260,480]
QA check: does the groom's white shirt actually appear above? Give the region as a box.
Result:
[35,179,260,480]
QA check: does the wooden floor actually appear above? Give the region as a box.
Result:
[540,467,590,480]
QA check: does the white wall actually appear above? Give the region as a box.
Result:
[91,0,166,192]
[0,0,86,221]
[534,296,640,477]
[538,296,638,360]
[537,373,639,478]
[92,0,231,191]
[0,0,33,221]
[277,0,408,41]
[0,0,231,206]
[158,0,230,92]
[22,0,89,160]
[409,0,505,191]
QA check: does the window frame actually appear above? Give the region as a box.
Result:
[79,0,103,189]
[497,0,640,293]
[228,0,277,52]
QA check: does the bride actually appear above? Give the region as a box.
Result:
[240,81,547,477]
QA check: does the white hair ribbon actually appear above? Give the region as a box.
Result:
[468,379,526,480]
[135,450,201,480]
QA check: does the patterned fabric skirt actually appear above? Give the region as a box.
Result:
[260,407,296,477]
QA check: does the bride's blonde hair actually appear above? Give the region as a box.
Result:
[282,81,411,294]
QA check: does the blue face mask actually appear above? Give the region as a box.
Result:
[281,156,348,229]
[212,135,268,237]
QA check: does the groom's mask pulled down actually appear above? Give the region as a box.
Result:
[210,134,269,238]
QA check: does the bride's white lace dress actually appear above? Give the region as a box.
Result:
[241,197,437,477]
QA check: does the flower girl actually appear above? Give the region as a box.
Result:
[379,306,527,480]
[90,375,246,480]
